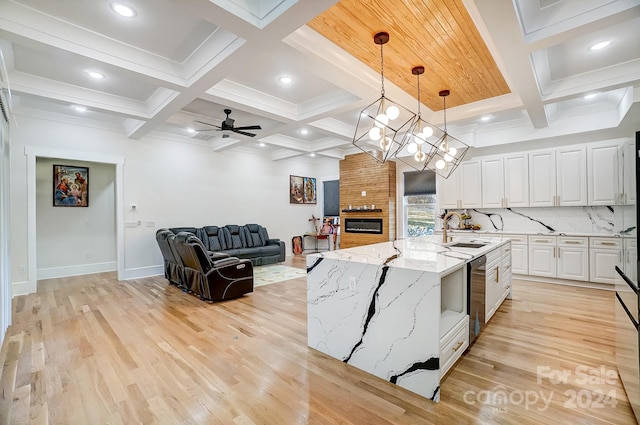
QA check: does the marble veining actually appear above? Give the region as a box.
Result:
[307,235,508,402]
[441,205,634,236]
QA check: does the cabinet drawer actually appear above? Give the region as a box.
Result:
[502,234,527,244]
[486,247,502,264]
[590,237,622,249]
[528,235,555,245]
[558,236,587,247]
[440,317,469,378]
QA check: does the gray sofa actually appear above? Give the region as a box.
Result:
[168,224,285,266]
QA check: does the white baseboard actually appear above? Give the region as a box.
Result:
[513,274,615,291]
[37,261,117,280]
[123,265,163,280]
[12,280,36,297]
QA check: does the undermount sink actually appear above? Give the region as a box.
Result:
[448,242,488,249]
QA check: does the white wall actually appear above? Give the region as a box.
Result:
[36,158,116,279]
[0,114,11,343]
[9,113,338,294]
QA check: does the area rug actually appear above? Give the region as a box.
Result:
[253,264,307,287]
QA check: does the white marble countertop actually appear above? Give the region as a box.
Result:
[443,229,632,238]
[309,235,508,276]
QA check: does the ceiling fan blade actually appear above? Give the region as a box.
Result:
[194,120,221,128]
[233,125,262,130]
[194,129,221,132]
[233,129,256,137]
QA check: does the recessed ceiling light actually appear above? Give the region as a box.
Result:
[480,115,491,122]
[279,76,293,84]
[259,142,266,147]
[309,153,316,157]
[186,127,196,134]
[86,71,105,79]
[73,105,87,112]
[583,93,598,100]
[111,3,136,17]
[300,129,309,135]
[589,41,611,51]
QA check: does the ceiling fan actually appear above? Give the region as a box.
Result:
[195,109,262,137]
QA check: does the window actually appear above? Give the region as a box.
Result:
[403,171,437,238]
[405,194,437,237]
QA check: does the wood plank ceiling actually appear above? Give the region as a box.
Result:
[308,0,511,110]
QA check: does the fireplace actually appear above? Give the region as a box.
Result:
[344,218,383,234]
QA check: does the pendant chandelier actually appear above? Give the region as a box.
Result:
[352,32,414,163]
[426,90,469,179]
[395,66,438,171]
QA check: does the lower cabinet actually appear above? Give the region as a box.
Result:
[485,242,511,322]
[503,234,527,274]
[557,237,588,281]
[589,237,622,285]
[528,235,589,281]
[439,316,469,378]
[528,236,556,278]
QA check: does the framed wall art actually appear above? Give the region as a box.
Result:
[290,175,316,204]
[53,164,89,207]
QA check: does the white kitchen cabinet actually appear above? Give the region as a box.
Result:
[557,146,588,206]
[529,147,587,207]
[528,235,588,281]
[485,242,512,322]
[617,140,636,205]
[485,246,502,322]
[529,150,556,207]
[437,160,482,209]
[503,234,527,274]
[481,154,528,208]
[481,157,503,208]
[528,236,557,278]
[589,237,622,285]
[557,237,589,282]
[588,141,620,206]
[624,239,637,281]
[500,243,513,300]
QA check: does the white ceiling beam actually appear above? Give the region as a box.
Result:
[468,0,548,129]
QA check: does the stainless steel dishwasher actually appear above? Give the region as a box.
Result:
[467,255,487,345]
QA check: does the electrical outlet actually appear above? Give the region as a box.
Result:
[349,277,357,291]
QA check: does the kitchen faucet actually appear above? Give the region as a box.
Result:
[442,211,464,243]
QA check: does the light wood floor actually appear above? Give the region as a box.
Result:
[1,256,637,424]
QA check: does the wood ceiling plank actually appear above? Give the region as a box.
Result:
[308,0,510,110]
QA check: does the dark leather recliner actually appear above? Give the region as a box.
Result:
[175,233,253,301]
[155,229,181,286]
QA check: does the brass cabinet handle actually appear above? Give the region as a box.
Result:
[533,239,551,243]
[564,241,581,244]
[601,242,616,246]
[453,341,464,352]
[495,266,499,283]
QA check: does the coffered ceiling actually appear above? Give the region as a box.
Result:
[0,0,638,161]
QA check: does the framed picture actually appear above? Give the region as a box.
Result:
[290,175,316,204]
[303,177,316,204]
[53,164,89,207]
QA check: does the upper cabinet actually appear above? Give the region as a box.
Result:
[440,139,625,210]
[587,141,619,206]
[437,160,482,209]
[529,147,587,207]
[618,140,636,205]
[557,146,588,206]
[482,154,529,208]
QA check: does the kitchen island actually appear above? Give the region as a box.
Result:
[306,234,511,402]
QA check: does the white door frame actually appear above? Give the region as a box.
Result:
[24,146,125,294]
